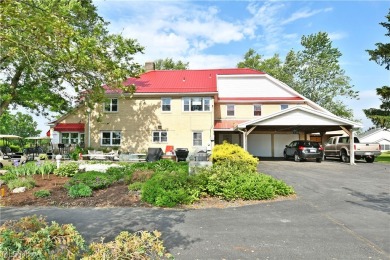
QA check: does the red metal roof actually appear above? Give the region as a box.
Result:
[106,68,264,94]
[217,97,304,101]
[54,123,85,132]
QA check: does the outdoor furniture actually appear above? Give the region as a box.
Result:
[175,148,189,162]
[118,153,146,162]
[146,148,163,162]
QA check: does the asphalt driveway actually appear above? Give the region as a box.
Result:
[1,160,389,259]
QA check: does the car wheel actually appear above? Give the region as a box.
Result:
[341,151,350,163]
[316,158,322,163]
[294,153,301,162]
[283,152,288,160]
[365,157,375,163]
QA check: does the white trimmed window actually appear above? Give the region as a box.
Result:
[161,98,171,112]
[61,133,84,145]
[193,132,202,146]
[104,98,118,112]
[183,97,211,112]
[153,131,167,143]
[281,104,288,110]
[101,131,121,146]
[254,104,262,116]
[227,104,235,116]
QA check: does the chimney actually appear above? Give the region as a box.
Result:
[145,62,155,72]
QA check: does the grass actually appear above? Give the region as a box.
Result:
[376,151,390,163]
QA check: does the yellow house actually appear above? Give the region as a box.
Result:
[50,63,361,158]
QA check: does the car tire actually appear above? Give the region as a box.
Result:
[365,157,375,163]
[341,151,350,163]
[316,158,322,163]
[294,153,301,162]
[283,152,288,160]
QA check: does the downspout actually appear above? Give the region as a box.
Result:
[237,128,247,151]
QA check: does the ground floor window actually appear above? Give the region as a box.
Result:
[193,132,202,146]
[101,131,121,146]
[153,131,167,143]
[61,133,84,145]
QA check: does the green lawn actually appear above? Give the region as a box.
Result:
[376,151,390,163]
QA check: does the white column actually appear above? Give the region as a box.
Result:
[350,130,355,165]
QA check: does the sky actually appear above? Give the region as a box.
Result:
[32,0,389,134]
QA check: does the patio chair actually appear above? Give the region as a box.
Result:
[146,148,163,162]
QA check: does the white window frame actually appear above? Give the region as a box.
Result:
[281,104,288,110]
[183,97,211,112]
[161,98,171,112]
[61,133,84,145]
[101,131,121,146]
[104,98,118,112]
[254,104,262,116]
[227,104,235,116]
[193,132,202,146]
[152,131,168,143]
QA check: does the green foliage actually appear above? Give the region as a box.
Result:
[154,58,189,70]
[376,151,390,163]
[66,171,122,190]
[34,189,51,198]
[0,111,41,137]
[0,215,85,259]
[84,230,172,259]
[0,172,17,184]
[141,171,200,207]
[7,176,36,190]
[363,86,390,128]
[38,161,56,179]
[54,162,79,177]
[210,142,259,172]
[196,164,294,201]
[70,145,83,161]
[0,0,144,117]
[366,9,390,69]
[128,181,144,191]
[68,183,93,198]
[7,161,40,176]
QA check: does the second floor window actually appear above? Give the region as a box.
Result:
[153,131,167,143]
[183,97,211,112]
[227,104,235,116]
[104,98,118,112]
[281,104,288,110]
[161,98,171,112]
[254,104,262,116]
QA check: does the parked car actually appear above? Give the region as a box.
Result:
[284,140,324,163]
[324,136,381,163]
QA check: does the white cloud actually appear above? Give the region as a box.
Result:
[328,32,348,41]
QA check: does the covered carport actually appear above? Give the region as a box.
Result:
[236,106,362,165]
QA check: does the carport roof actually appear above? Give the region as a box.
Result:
[237,106,362,133]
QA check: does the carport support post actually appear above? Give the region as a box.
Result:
[340,126,355,165]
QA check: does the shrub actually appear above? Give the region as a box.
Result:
[196,164,294,201]
[66,171,121,190]
[54,162,79,177]
[34,189,51,198]
[128,181,144,191]
[0,172,17,184]
[141,171,200,207]
[68,183,93,198]
[129,169,154,184]
[7,177,36,190]
[0,215,85,259]
[84,230,172,259]
[210,142,259,172]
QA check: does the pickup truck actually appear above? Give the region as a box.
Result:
[324,136,381,163]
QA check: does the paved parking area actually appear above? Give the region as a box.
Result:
[1,160,389,259]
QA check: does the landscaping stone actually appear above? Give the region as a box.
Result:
[0,180,5,186]
[79,163,121,173]
[12,187,26,193]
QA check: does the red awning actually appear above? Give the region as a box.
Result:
[54,123,85,132]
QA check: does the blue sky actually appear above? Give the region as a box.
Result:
[34,0,389,133]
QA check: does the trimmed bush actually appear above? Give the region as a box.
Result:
[68,183,93,198]
[66,170,123,190]
[54,162,79,177]
[210,142,259,172]
[128,181,144,191]
[0,215,85,259]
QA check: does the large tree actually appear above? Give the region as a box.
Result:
[237,32,359,119]
[154,58,189,70]
[0,0,144,118]
[364,10,390,128]
[0,111,41,137]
